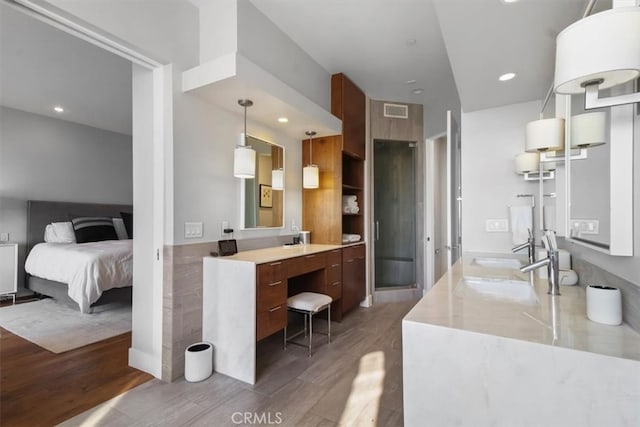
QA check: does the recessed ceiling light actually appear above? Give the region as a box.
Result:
[406,39,417,46]
[412,88,424,94]
[53,106,64,113]
[406,79,417,85]
[277,117,288,123]
[498,72,516,81]
[501,0,519,3]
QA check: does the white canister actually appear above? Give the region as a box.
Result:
[586,285,622,326]
[184,342,213,382]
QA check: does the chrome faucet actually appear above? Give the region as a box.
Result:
[520,232,560,296]
[512,229,535,264]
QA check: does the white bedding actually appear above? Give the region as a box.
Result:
[25,240,133,313]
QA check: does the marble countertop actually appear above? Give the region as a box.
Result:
[404,252,640,362]
[211,242,363,264]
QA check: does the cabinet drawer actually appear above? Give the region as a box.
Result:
[327,261,342,284]
[256,303,287,341]
[326,279,342,301]
[257,278,286,312]
[257,261,287,285]
[327,249,342,266]
[288,253,326,277]
[342,243,365,261]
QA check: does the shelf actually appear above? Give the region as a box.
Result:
[342,184,363,191]
[182,53,341,139]
[342,213,362,216]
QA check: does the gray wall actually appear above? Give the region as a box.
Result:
[0,106,133,291]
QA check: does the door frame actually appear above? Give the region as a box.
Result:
[425,131,446,293]
[7,0,171,378]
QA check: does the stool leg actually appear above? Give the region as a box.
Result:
[328,304,331,344]
[304,314,308,338]
[308,312,313,357]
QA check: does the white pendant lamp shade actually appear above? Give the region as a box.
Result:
[234,99,256,179]
[554,7,640,94]
[515,153,539,174]
[571,112,606,148]
[272,168,284,190]
[303,165,319,189]
[234,144,256,178]
[525,118,565,152]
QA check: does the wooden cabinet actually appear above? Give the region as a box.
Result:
[332,73,366,159]
[256,261,287,340]
[342,244,366,315]
[325,249,342,302]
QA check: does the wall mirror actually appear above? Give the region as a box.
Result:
[240,135,284,229]
[566,90,633,255]
[540,94,557,235]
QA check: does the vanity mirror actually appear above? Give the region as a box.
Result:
[566,91,633,255]
[240,135,284,229]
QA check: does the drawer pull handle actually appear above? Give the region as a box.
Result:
[269,262,282,266]
[269,305,282,312]
[267,281,282,287]
[331,263,340,268]
[331,281,340,287]
[346,259,354,263]
[305,255,315,259]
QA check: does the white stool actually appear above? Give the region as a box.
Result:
[284,292,332,357]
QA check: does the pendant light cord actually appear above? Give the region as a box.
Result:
[305,130,316,165]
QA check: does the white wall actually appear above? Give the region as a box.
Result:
[0,106,133,290]
[461,100,543,253]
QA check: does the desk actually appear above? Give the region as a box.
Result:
[203,243,362,384]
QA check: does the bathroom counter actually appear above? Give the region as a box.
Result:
[402,253,640,426]
[404,252,640,362]
[218,242,363,264]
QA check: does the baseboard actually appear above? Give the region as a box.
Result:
[128,347,162,379]
[359,294,373,308]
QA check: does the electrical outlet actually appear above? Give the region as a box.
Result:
[485,219,508,232]
[571,219,599,236]
[0,232,9,242]
[184,222,203,239]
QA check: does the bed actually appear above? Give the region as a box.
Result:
[25,200,133,313]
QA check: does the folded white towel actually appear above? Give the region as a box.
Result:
[510,205,532,245]
[342,233,361,243]
[343,206,360,214]
[342,195,357,205]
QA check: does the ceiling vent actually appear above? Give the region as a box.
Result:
[383,103,409,119]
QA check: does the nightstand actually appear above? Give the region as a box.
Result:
[0,243,18,304]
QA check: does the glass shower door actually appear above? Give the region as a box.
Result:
[373,139,416,289]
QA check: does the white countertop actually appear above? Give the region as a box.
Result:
[405,252,640,362]
[213,242,363,264]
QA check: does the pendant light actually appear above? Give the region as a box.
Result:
[234,99,256,179]
[554,7,640,109]
[303,131,319,189]
[272,148,284,190]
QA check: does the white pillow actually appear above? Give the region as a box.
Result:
[112,218,129,240]
[44,221,76,243]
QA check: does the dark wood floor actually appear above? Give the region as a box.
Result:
[0,302,152,427]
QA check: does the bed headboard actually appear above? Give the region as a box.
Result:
[26,200,133,252]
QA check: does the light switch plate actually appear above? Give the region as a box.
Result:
[486,219,509,232]
[571,219,599,235]
[184,222,203,239]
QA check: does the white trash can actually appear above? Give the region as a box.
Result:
[184,342,213,382]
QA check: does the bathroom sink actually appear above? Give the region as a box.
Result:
[472,256,523,269]
[459,277,538,304]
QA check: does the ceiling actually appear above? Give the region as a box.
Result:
[0,0,614,137]
[250,0,611,113]
[0,2,132,135]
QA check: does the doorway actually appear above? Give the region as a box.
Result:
[373,139,417,291]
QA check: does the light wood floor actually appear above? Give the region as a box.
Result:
[59,300,418,427]
[0,300,153,427]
